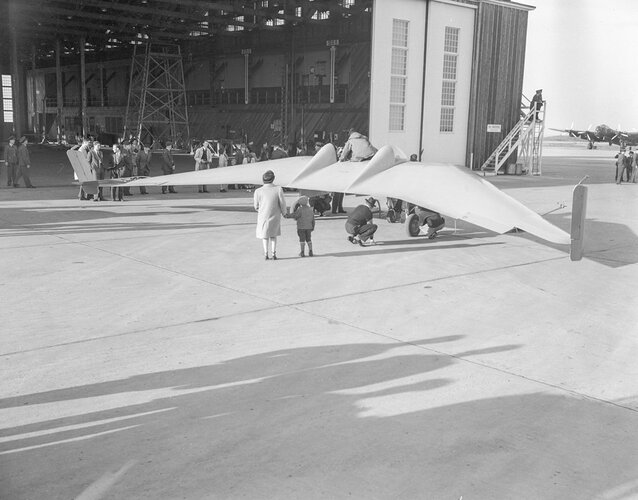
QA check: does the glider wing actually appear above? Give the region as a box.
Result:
[94,143,570,244]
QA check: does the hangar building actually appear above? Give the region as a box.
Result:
[0,0,533,169]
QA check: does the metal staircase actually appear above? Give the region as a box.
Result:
[480,96,545,175]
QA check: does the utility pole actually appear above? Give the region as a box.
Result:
[242,48,251,105]
[326,39,339,104]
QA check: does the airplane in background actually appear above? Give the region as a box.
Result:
[550,124,638,149]
[66,143,587,260]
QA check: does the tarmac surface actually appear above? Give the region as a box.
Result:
[1,141,637,499]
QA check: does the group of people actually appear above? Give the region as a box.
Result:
[192,140,260,193]
[253,169,379,260]
[76,136,168,201]
[2,135,35,188]
[615,148,637,184]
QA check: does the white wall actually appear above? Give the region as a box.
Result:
[421,1,475,164]
[369,0,427,156]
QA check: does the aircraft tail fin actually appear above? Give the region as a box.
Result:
[569,178,588,261]
[66,146,99,195]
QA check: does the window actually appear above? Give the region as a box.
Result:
[439,27,459,133]
[389,19,408,132]
[2,74,13,123]
[441,81,455,106]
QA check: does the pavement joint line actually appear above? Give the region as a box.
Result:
[282,307,638,416]
[0,225,252,249]
[2,255,566,358]
[62,236,280,304]
[1,227,633,416]
[290,254,568,307]
[0,304,278,357]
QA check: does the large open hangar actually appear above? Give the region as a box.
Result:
[1,1,638,500]
[3,0,530,168]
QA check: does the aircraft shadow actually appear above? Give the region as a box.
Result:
[0,206,255,238]
[175,204,256,213]
[320,241,504,258]
[1,338,636,499]
[546,213,638,267]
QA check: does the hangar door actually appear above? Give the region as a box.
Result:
[369,0,427,157]
[421,1,475,164]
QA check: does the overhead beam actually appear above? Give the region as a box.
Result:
[47,17,212,41]
[14,23,214,44]
[16,5,203,34]
[21,0,262,29]
[147,0,302,23]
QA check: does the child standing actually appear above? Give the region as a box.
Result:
[287,195,316,257]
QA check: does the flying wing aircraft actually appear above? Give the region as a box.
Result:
[550,124,638,149]
[68,144,586,258]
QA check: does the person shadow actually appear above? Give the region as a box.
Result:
[1,338,637,499]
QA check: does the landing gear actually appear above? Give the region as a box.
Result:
[387,199,445,238]
[587,141,593,150]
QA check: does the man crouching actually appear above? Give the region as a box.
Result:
[345,197,378,246]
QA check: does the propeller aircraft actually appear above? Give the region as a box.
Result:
[550,124,638,149]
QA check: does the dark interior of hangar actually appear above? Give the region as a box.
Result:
[1,0,539,171]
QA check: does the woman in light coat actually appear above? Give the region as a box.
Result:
[253,169,287,260]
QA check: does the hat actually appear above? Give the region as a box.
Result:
[536,89,542,92]
[298,195,309,206]
[19,136,27,144]
[8,135,15,141]
[262,170,275,183]
[365,196,377,206]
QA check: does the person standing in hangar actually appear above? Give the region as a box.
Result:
[254,169,287,260]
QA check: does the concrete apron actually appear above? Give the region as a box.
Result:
[0,183,637,499]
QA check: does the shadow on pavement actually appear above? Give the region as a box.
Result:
[547,213,638,267]
[322,241,505,258]
[1,338,636,498]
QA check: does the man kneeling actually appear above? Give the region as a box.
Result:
[345,197,378,246]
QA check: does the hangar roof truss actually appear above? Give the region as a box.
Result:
[3,0,374,64]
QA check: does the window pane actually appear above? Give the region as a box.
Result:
[389,104,404,131]
[1,75,11,87]
[441,81,455,106]
[3,98,13,111]
[392,19,409,47]
[390,76,406,103]
[442,54,457,80]
[391,48,407,75]
[444,27,459,53]
[2,87,12,99]
[440,107,454,133]
[3,111,13,123]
